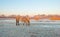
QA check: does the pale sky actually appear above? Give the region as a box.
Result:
[0,0,60,16]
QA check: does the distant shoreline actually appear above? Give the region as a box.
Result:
[0,18,15,20]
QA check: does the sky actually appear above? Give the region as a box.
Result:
[0,0,60,16]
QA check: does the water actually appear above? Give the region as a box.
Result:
[0,19,60,37]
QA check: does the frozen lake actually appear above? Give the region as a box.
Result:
[0,19,60,37]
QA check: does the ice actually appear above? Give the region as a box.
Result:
[0,19,60,37]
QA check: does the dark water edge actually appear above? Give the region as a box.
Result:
[0,20,60,37]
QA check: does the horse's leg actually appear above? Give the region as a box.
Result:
[23,23,24,25]
[16,20,18,25]
[23,22,24,25]
[28,23,30,26]
[16,22,18,26]
[28,21,30,26]
[26,22,30,26]
[16,21,19,26]
[18,21,19,25]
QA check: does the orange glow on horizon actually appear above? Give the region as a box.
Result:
[49,16,60,20]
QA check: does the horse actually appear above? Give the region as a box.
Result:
[16,15,30,26]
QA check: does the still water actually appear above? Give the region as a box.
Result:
[0,19,60,37]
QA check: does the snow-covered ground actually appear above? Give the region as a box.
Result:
[0,19,60,37]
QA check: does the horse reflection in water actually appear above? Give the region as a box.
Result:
[16,15,30,26]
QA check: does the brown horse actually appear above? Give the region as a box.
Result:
[16,15,30,26]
